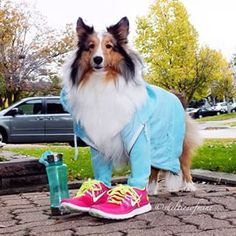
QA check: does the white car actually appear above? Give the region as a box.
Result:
[230,102,236,112]
[213,102,228,112]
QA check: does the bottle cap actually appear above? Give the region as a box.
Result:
[47,153,63,163]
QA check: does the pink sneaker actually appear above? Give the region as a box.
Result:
[60,179,109,212]
[89,184,152,219]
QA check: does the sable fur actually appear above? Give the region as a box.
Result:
[148,115,202,194]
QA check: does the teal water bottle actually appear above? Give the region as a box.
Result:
[43,153,70,215]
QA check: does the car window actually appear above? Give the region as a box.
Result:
[46,99,68,114]
[16,99,43,115]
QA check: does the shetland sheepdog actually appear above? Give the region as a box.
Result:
[62,17,201,194]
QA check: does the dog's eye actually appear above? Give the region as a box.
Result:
[106,44,112,49]
[89,44,95,49]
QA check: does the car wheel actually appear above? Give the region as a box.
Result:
[199,115,203,119]
[232,109,236,113]
[69,141,75,147]
[217,111,220,115]
[69,139,87,147]
[0,129,7,143]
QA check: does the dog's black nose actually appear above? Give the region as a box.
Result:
[93,56,103,65]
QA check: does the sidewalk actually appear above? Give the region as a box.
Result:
[0,183,235,236]
[198,118,236,139]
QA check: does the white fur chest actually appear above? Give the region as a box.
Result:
[68,72,147,162]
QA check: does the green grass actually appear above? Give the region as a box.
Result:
[2,145,130,180]
[227,121,236,127]
[2,139,236,180]
[2,146,92,180]
[0,156,6,162]
[196,112,236,122]
[192,139,236,174]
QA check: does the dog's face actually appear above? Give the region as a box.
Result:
[70,17,138,85]
[76,17,129,71]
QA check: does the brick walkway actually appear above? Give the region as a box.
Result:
[0,183,235,236]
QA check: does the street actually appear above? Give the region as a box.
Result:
[198,118,236,139]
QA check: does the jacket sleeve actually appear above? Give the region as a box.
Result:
[60,88,72,114]
[90,148,113,187]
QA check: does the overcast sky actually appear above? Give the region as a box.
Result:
[34,0,236,61]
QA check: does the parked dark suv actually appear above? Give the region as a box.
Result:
[0,96,85,146]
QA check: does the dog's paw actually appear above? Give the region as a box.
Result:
[147,180,159,195]
[182,181,196,192]
[165,172,183,192]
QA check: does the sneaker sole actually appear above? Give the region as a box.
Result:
[89,203,152,220]
[60,202,90,212]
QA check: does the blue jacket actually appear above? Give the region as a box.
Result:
[60,83,185,174]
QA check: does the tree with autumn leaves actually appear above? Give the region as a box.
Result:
[0,0,75,108]
[0,0,235,109]
[135,0,235,105]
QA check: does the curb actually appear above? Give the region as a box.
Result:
[1,169,235,195]
[0,176,128,195]
[191,169,236,186]
[68,176,128,190]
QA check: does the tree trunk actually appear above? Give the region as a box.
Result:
[225,95,231,114]
[0,97,3,109]
[13,90,21,103]
[6,91,13,107]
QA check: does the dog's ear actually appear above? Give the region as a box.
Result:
[107,17,129,44]
[76,17,94,38]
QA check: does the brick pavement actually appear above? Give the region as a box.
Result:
[0,183,235,236]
